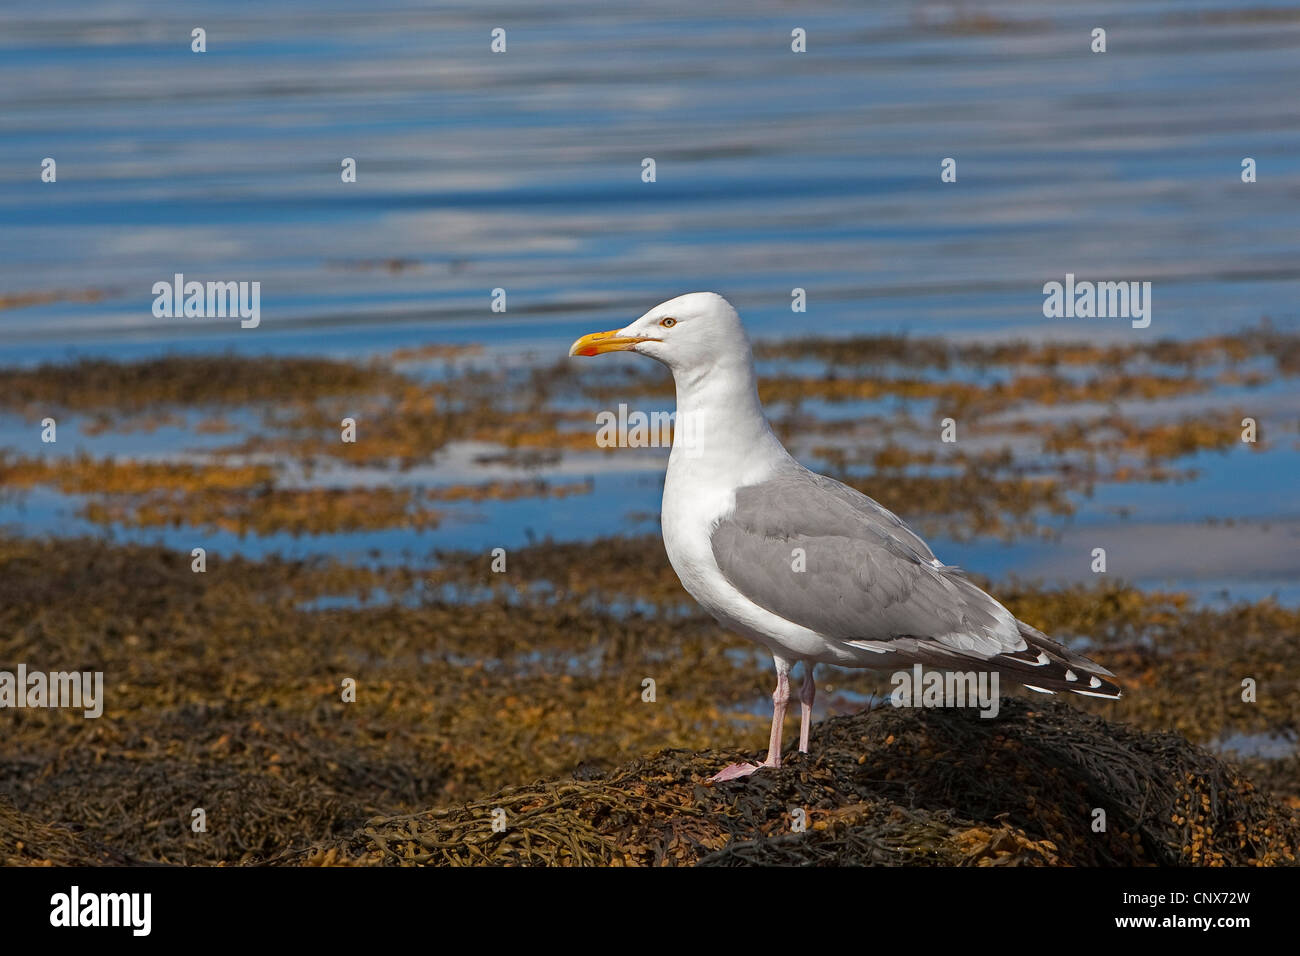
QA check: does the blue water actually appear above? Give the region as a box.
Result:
[3,0,1299,356]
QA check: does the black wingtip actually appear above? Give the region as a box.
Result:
[1000,621,1123,700]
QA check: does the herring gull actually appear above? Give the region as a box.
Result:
[570,292,1120,782]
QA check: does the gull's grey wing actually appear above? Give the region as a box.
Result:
[709,469,1122,697]
[801,471,940,566]
[709,470,1025,659]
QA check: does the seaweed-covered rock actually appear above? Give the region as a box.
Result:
[300,698,1298,867]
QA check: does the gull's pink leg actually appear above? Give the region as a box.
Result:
[760,667,789,767]
[798,664,815,753]
[709,659,790,783]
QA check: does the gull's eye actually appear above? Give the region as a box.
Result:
[660,317,677,328]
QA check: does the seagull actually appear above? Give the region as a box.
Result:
[570,292,1121,782]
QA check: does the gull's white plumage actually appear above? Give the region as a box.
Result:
[570,292,1120,781]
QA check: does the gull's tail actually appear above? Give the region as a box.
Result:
[993,620,1122,700]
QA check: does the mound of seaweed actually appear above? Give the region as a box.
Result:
[290,698,1298,867]
[0,796,143,866]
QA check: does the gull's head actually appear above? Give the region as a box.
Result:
[568,292,748,377]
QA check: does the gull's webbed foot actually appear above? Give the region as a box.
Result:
[707,762,761,783]
[706,753,780,784]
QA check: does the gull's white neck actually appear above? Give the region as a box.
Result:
[668,350,792,489]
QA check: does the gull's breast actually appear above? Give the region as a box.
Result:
[660,452,844,663]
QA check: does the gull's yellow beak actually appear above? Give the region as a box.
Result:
[568,329,655,357]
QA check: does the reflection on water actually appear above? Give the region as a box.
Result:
[2,0,1298,357]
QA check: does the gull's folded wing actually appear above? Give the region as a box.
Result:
[709,471,1120,697]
